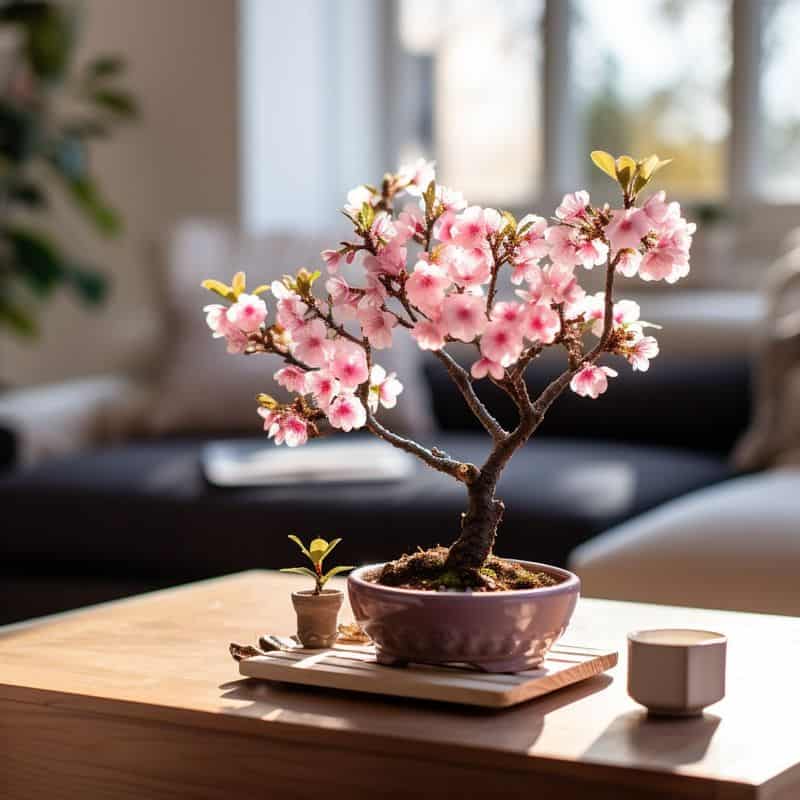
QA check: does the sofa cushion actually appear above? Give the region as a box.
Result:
[427,355,751,455]
[145,220,434,438]
[569,468,800,616]
[1,435,730,579]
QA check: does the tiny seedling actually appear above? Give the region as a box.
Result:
[281,535,354,594]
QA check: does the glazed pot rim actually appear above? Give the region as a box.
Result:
[348,559,580,597]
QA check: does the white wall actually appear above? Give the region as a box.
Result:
[1,0,239,387]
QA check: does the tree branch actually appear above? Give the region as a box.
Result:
[432,348,508,441]
[365,410,479,484]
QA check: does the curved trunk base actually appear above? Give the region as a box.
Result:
[444,494,505,574]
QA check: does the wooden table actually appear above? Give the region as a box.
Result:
[1,570,798,799]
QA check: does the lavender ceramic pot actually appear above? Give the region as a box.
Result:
[347,560,580,673]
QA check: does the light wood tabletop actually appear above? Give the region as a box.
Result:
[1,570,798,799]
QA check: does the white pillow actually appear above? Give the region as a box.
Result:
[146,219,435,437]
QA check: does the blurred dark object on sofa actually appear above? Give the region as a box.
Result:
[0,353,746,625]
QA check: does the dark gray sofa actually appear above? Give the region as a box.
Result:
[0,355,748,624]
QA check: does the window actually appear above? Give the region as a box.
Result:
[575,0,731,200]
[396,0,800,209]
[762,0,800,201]
[398,0,544,205]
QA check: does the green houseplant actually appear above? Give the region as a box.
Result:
[0,0,138,336]
[282,535,353,648]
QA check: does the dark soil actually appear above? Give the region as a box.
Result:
[375,547,562,592]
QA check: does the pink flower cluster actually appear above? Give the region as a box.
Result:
[202,157,693,445]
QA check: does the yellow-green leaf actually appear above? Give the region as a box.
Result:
[615,155,636,174]
[287,534,312,560]
[201,279,235,301]
[638,154,660,181]
[309,537,329,564]
[232,271,246,298]
[590,150,617,180]
[251,284,270,296]
[321,565,354,584]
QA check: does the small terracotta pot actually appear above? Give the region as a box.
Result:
[291,589,343,648]
[348,560,580,672]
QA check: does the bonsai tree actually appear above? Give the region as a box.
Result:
[0,1,138,336]
[281,535,353,595]
[202,152,692,588]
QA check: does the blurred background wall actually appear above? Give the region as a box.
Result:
[0,0,238,386]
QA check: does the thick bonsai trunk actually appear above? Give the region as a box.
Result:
[444,476,504,572]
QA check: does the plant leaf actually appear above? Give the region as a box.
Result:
[201,279,235,301]
[231,271,246,298]
[68,265,108,305]
[320,537,342,562]
[5,226,66,295]
[0,298,37,337]
[86,55,125,79]
[322,565,355,582]
[63,176,121,236]
[308,538,329,565]
[280,567,317,580]
[251,284,270,296]
[590,150,617,180]
[287,534,312,561]
[90,89,139,119]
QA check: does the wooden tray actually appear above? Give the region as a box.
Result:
[238,641,618,708]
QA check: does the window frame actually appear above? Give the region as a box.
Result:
[389,0,800,240]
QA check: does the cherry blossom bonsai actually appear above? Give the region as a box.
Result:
[202,152,692,594]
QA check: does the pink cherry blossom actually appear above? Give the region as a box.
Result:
[605,208,650,253]
[441,293,488,342]
[575,238,609,270]
[521,262,585,312]
[395,203,425,244]
[344,184,375,216]
[434,209,457,242]
[274,365,307,393]
[627,334,659,372]
[321,249,342,273]
[555,190,590,222]
[326,275,360,322]
[510,215,549,283]
[292,319,330,367]
[357,272,389,310]
[482,207,503,234]
[305,369,340,409]
[204,304,248,353]
[584,293,641,337]
[520,303,560,344]
[226,293,267,333]
[449,206,489,249]
[398,158,436,196]
[327,392,367,431]
[406,261,451,316]
[545,225,580,267]
[434,184,467,212]
[258,407,309,447]
[480,320,523,365]
[371,212,397,243]
[470,357,505,381]
[330,339,369,388]
[272,281,308,331]
[639,240,690,283]
[569,365,618,399]
[491,301,525,330]
[358,306,396,349]
[368,364,403,412]
[440,245,491,288]
[615,248,643,278]
[410,318,446,350]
